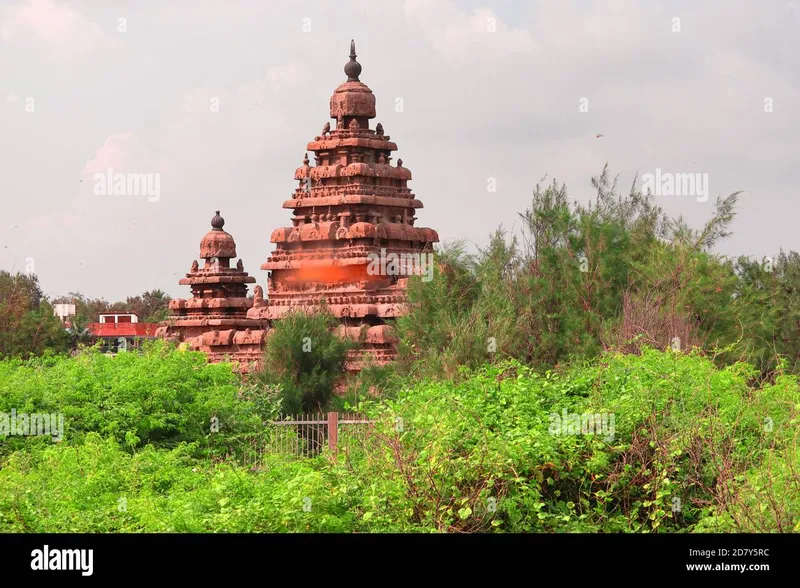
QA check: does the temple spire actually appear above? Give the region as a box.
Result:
[344,39,361,82]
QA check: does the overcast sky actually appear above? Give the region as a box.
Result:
[1,0,798,301]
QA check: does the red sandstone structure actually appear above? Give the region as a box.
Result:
[160,41,439,371]
[246,40,439,369]
[156,211,264,368]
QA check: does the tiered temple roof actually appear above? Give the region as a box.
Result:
[247,41,438,368]
[157,211,264,368]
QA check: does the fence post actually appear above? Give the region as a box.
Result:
[327,411,338,456]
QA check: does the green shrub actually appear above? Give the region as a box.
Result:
[254,309,353,414]
[2,348,797,533]
[0,434,357,532]
[0,340,269,455]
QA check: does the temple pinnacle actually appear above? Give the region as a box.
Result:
[345,39,361,82]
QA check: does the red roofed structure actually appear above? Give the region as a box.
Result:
[87,312,159,352]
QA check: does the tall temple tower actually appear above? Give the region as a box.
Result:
[157,211,264,368]
[247,41,439,368]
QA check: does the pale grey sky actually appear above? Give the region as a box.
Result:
[1,0,798,301]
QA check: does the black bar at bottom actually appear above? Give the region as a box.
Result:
[0,533,794,580]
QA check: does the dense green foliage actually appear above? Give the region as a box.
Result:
[1,349,796,532]
[0,342,272,458]
[396,168,799,382]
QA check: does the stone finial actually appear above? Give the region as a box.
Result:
[397,158,403,167]
[303,152,310,166]
[191,260,199,272]
[375,122,384,135]
[345,39,361,82]
[211,210,224,230]
[237,259,244,271]
[321,122,330,136]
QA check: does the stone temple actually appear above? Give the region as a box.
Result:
[156,211,264,367]
[161,41,439,371]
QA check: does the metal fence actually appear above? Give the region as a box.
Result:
[241,412,374,466]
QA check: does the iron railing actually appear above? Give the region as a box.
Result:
[239,412,374,467]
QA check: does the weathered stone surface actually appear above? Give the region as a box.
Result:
[158,211,264,371]
[161,42,440,373]
[247,41,439,370]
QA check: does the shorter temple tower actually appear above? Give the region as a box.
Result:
[157,211,265,368]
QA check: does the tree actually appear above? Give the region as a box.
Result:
[395,165,746,376]
[65,315,94,349]
[125,289,172,323]
[254,309,354,414]
[0,271,69,358]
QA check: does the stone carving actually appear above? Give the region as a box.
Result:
[245,42,439,371]
[165,44,441,373]
[158,211,263,371]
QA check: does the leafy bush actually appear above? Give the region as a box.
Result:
[3,349,796,533]
[336,349,799,532]
[0,435,357,532]
[254,309,353,414]
[0,341,270,455]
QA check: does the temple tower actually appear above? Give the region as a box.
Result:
[158,211,264,368]
[247,41,439,368]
